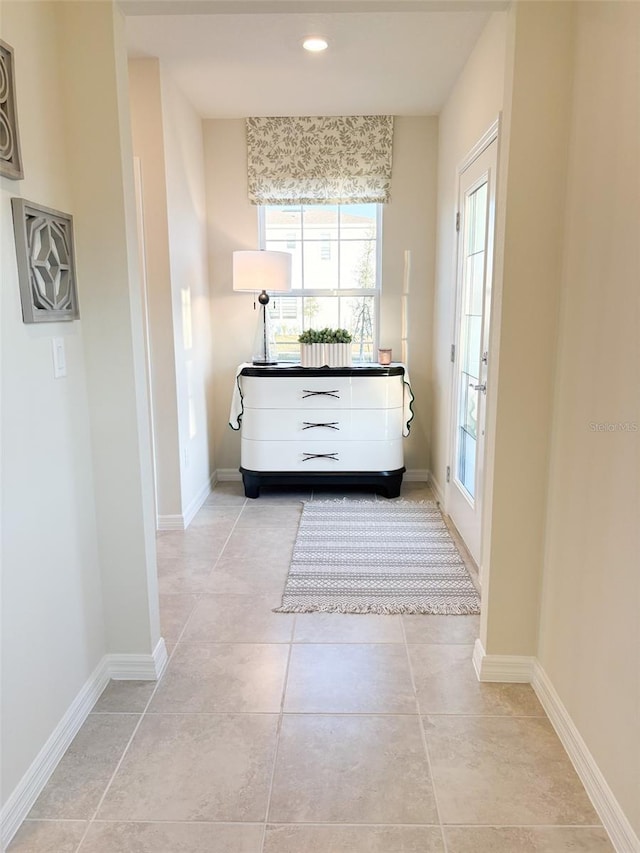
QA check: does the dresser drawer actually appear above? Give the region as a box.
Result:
[241,407,404,442]
[241,375,403,410]
[241,438,404,472]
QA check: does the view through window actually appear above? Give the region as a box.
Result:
[260,203,381,362]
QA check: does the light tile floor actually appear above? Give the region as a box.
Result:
[10,482,615,853]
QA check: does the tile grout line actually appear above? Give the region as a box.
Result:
[72,544,218,853]
[62,487,518,852]
[88,710,547,719]
[156,501,246,596]
[74,492,253,851]
[162,502,249,612]
[24,817,609,828]
[201,499,249,584]
[400,617,449,853]
[259,617,296,853]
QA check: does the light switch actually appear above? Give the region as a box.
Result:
[52,337,67,378]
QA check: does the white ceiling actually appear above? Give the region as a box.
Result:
[124,2,497,117]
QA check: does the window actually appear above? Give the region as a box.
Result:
[320,233,331,261]
[260,203,381,362]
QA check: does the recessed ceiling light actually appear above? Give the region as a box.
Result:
[303,37,328,53]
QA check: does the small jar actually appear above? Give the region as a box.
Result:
[378,348,392,365]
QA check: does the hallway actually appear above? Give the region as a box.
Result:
[10,483,613,852]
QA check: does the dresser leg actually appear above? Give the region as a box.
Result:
[242,473,260,499]
[377,473,403,499]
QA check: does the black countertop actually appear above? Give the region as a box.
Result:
[240,364,405,378]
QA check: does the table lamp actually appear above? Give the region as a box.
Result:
[232,250,292,365]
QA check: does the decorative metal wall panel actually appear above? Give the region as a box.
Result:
[11,198,79,323]
[0,40,23,180]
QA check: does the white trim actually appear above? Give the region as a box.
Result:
[182,473,215,528]
[404,469,430,482]
[215,468,242,482]
[429,472,445,505]
[0,657,110,848]
[446,129,499,567]
[472,638,535,683]
[0,644,169,848]
[258,203,383,354]
[108,638,168,681]
[532,662,640,853]
[457,117,500,175]
[443,116,501,559]
[470,647,638,851]
[156,513,185,531]
[157,473,215,530]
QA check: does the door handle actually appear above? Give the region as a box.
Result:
[470,383,486,392]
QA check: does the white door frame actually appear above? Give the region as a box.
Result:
[444,118,500,573]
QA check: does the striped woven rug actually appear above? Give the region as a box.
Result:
[275,500,480,615]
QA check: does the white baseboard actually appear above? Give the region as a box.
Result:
[215,468,242,482]
[157,473,215,530]
[0,643,168,849]
[532,662,640,853]
[472,638,535,683]
[0,656,109,848]
[182,473,215,528]
[108,638,168,681]
[404,468,430,482]
[429,472,444,504]
[156,513,185,531]
[470,644,638,851]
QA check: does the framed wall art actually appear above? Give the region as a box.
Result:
[11,198,79,323]
[0,39,23,180]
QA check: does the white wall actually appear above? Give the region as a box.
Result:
[445,1,639,839]
[58,1,160,656]
[204,116,437,474]
[203,119,255,474]
[381,116,438,472]
[128,59,214,524]
[431,10,507,499]
[1,0,105,804]
[434,6,580,659]
[159,67,214,516]
[1,0,161,818]
[481,1,575,657]
[537,1,640,836]
[128,59,182,520]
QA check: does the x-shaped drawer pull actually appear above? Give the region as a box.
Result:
[302,422,340,431]
[302,452,339,462]
[302,389,340,399]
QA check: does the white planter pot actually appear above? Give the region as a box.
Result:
[300,343,327,368]
[326,343,352,367]
[300,342,352,367]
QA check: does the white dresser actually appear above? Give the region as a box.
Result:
[234,365,408,498]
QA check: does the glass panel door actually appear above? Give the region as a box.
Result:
[454,181,488,501]
[447,136,497,568]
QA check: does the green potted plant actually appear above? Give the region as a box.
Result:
[299,328,353,367]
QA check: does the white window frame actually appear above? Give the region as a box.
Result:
[258,204,382,356]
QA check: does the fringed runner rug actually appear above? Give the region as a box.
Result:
[275,500,480,615]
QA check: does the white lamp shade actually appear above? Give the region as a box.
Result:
[232,250,292,293]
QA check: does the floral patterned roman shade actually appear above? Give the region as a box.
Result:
[246,115,394,205]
